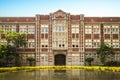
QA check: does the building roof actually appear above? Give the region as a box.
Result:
[0,17,35,23]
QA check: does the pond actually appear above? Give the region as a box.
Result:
[0,69,120,80]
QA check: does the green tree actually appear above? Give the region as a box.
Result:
[85,57,94,66]
[0,43,8,66]
[0,29,3,39]
[26,56,35,66]
[5,31,27,46]
[96,43,115,65]
[5,31,27,66]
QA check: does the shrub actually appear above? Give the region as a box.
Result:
[26,56,35,66]
[105,61,120,66]
[85,57,94,66]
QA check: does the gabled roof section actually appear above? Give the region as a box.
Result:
[54,9,66,14]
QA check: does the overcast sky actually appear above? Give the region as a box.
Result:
[0,0,120,17]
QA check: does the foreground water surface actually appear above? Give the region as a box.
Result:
[0,69,120,80]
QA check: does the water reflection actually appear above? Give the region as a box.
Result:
[0,69,120,80]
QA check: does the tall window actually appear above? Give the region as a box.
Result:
[19,25,27,33]
[85,25,92,34]
[85,39,92,48]
[104,25,111,34]
[112,25,119,34]
[112,39,119,48]
[93,40,100,48]
[28,40,35,48]
[72,54,79,65]
[104,39,111,46]
[93,25,100,34]
[53,24,65,32]
[71,25,79,33]
[41,25,49,33]
[0,25,16,33]
[28,25,35,34]
[40,54,48,65]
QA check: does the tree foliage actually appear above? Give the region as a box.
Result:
[85,57,94,66]
[0,43,8,58]
[96,43,115,65]
[26,56,35,66]
[5,31,27,47]
[4,31,27,66]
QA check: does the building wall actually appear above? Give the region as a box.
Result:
[0,10,120,66]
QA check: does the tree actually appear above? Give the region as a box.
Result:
[0,43,9,66]
[96,43,115,65]
[0,29,3,39]
[26,56,35,66]
[5,31,27,47]
[85,57,94,66]
[5,31,27,66]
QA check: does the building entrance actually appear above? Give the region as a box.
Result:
[54,54,66,65]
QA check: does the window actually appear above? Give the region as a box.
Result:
[28,25,35,34]
[72,45,75,47]
[40,54,48,65]
[19,25,27,33]
[10,25,16,32]
[59,44,61,47]
[72,54,79,65]
[93,25,100,34]
[0,25,16,33]
[104,39,111,46]
[53,24,65,32]
[41,39,48,47]
[112,40,119,48]
[71,25,79,33]
[41,25,49,33]
[85,25,92,34]
[85,39,92,48]
[72,39,79,48]
[104,25,111,34]
[112,25,119,34]
[93,40,100,48]
[28,40,35,48]
[62,44,65,47]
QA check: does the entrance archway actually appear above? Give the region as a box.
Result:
[54,54,66,65]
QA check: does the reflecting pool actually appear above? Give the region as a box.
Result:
[0,69,120,80]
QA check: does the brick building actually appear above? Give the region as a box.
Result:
[0,10,120,66]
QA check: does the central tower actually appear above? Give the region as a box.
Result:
[35,10,85,66]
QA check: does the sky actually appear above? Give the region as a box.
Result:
[0,0,120,17]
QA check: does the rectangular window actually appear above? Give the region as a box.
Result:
[112,25,119,34]
[85,25,92,34]
[93,40,100,48]
[72,54,79,65]
[112,39,119,48]
[85,39,92,48]
[71,25,79,33]
[104,39,111,46]
[19,25,27,33]
[104,25,111,34]
[93,25,100,34]
[40,54,48,65]
[27,40,35,48]
[41,25,49,33]
[28,25,35,34]
[54,24,65,32]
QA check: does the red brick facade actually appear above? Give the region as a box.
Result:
[0,10,120,65]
